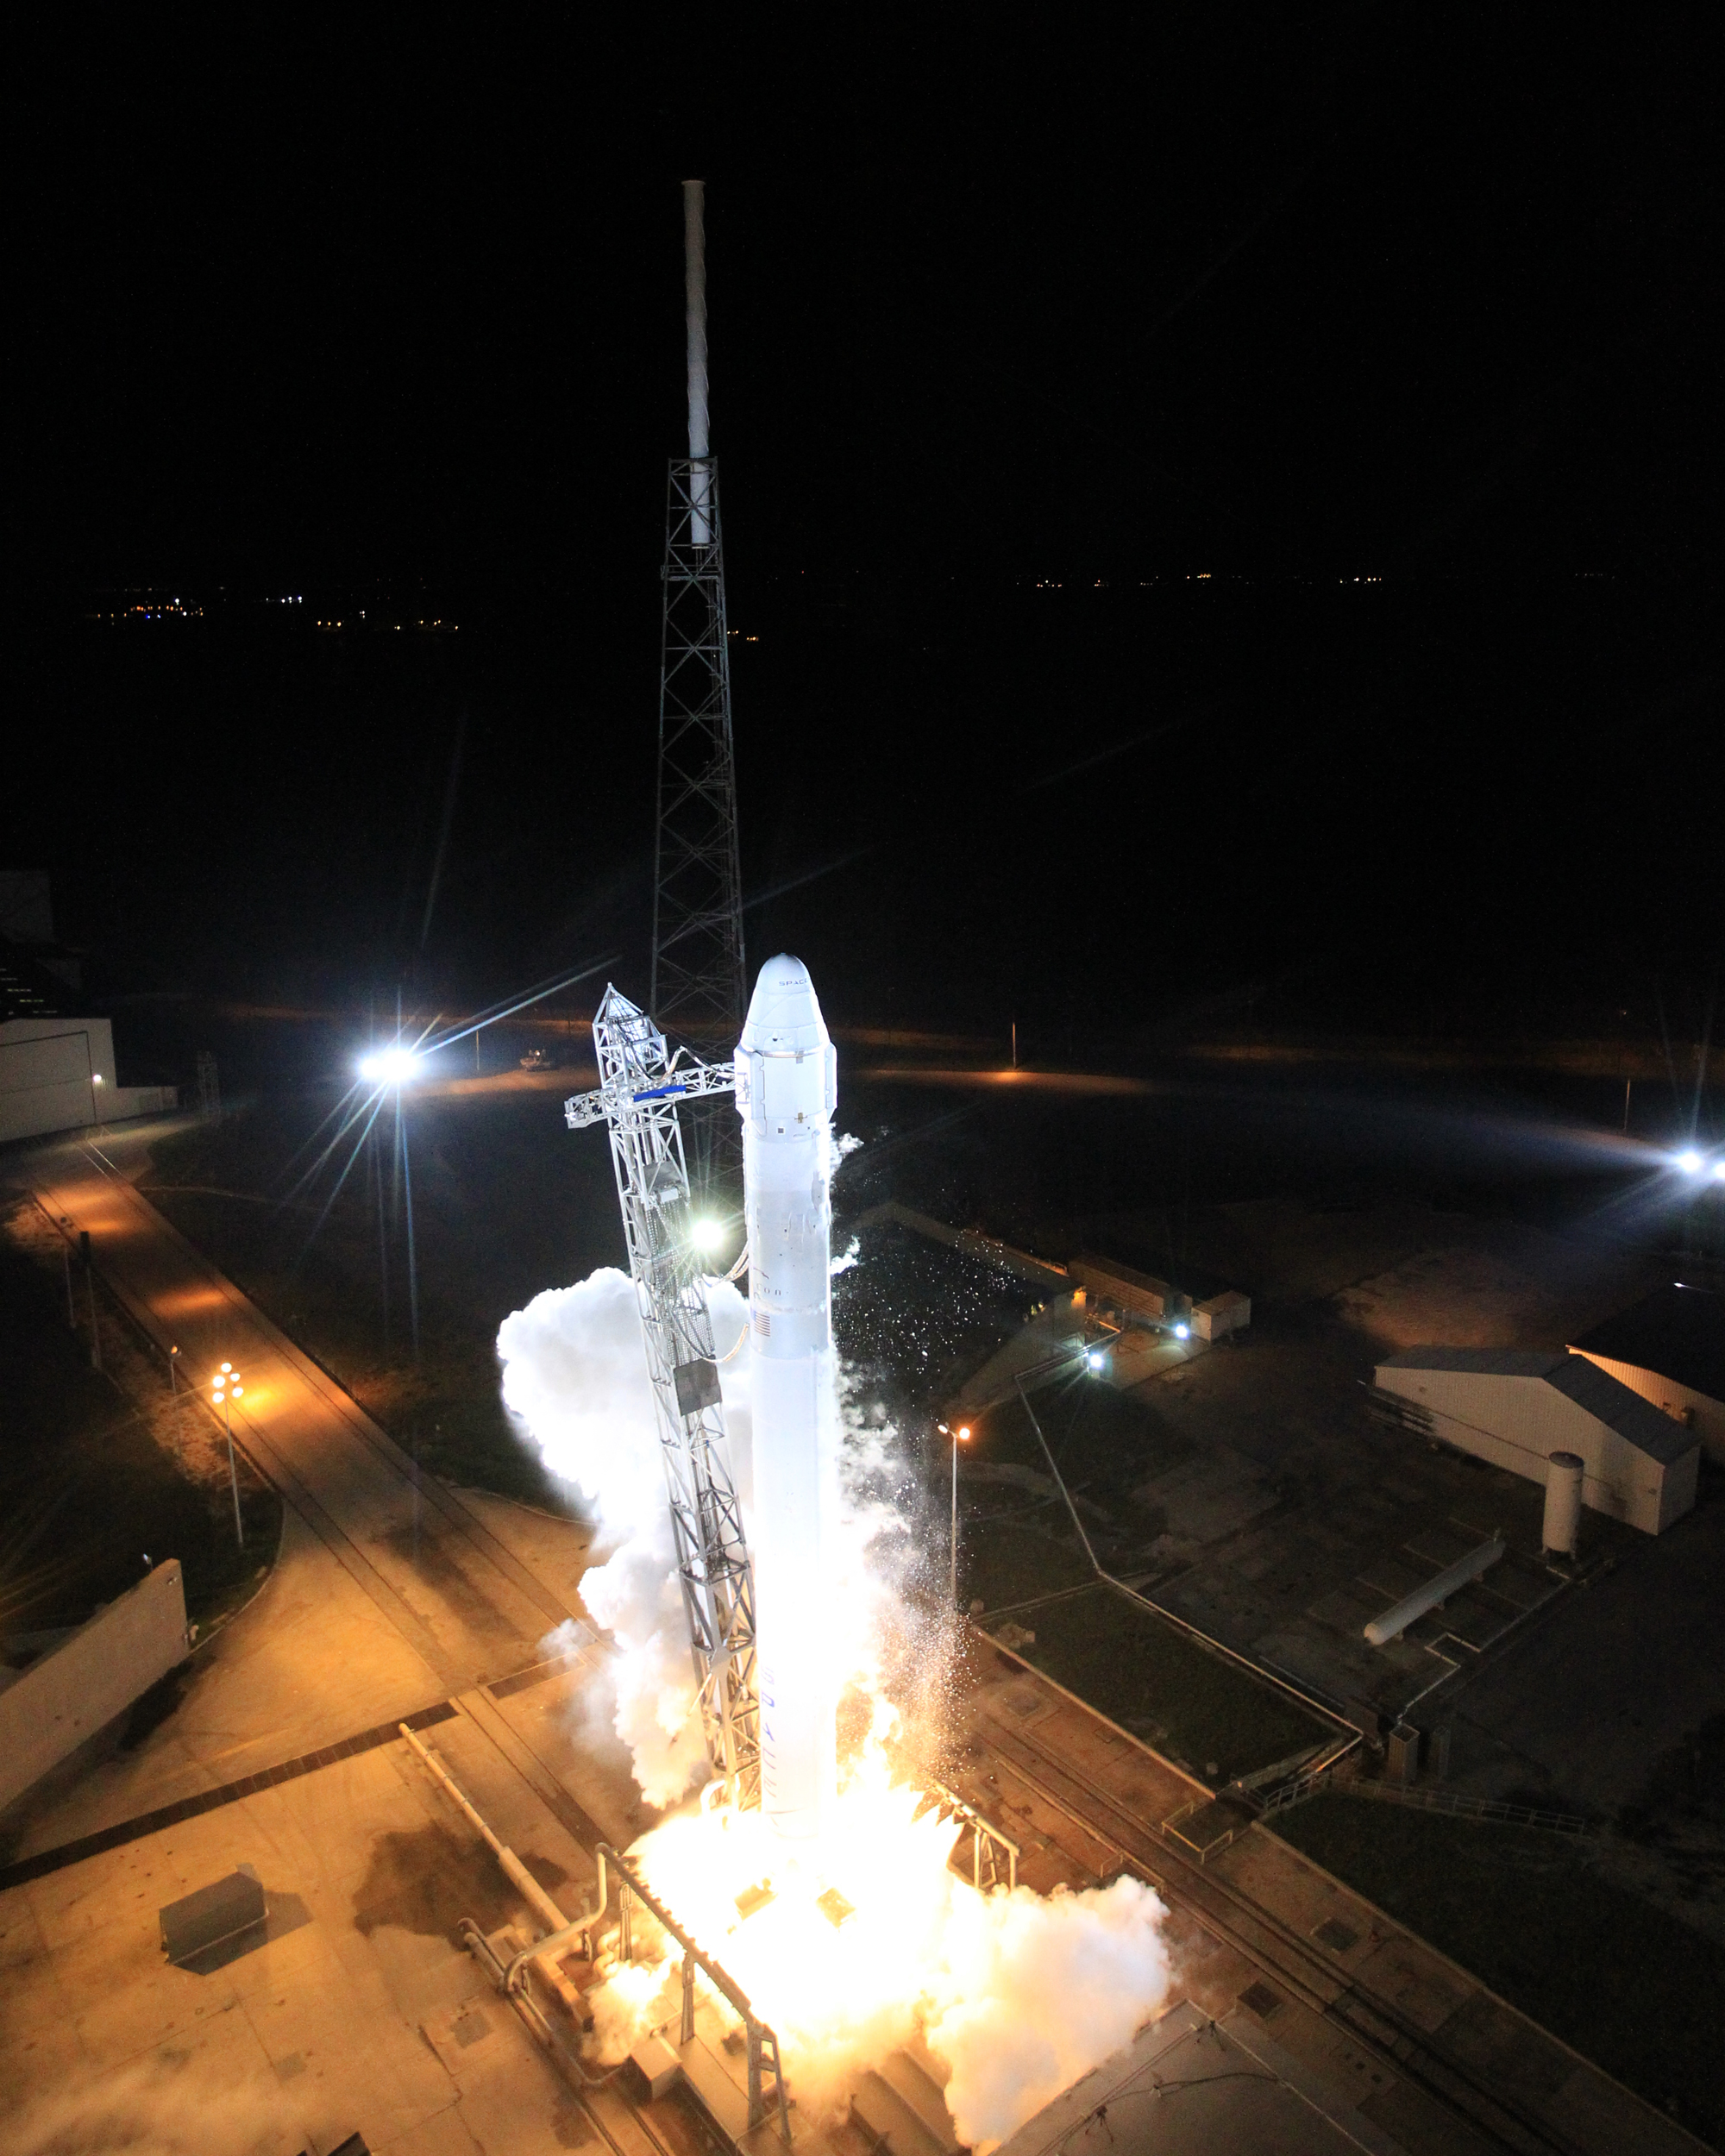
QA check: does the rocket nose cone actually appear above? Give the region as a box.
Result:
[742,954,829,1052]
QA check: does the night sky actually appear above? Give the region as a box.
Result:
[10,14,1722,1071]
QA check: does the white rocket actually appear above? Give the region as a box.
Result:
[736,954,839,1842]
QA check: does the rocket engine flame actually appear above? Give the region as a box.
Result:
[498,1261,1175,2152]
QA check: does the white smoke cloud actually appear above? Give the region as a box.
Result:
[3,2055,295,2154]
[497,1260,1175,2153]
[497,1265,752,1806]
[925,1876,1171,2148]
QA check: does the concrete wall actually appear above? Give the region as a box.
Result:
[0,1560,191,1811]
[1373,1364,1690,1534]
[1570,1349,1725,1468]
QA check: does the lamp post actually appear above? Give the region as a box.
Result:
[210,1362,245,1548]
[938,1420,972,1610]
[360,1044,422,1365]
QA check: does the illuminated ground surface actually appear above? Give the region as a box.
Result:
[5,1125,1719,2146]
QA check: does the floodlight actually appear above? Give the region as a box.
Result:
[1086,1349,1106,1371]
[692,1217,724,1253]
[360,1047,419,1085]
[1173,1322,1190,1338]
[1714,1162,1725,1183]
[1676,1149,1704,1175]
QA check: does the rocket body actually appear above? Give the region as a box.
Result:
[736,955,838,1841]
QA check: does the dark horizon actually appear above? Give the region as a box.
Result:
[8,13,1721,1094]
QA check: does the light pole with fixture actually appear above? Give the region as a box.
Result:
[359,1044,422,1364]
[210,1362,245,1547]
[938,1420,972,1610]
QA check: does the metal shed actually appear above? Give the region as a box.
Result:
[1373,1346,1699,1535]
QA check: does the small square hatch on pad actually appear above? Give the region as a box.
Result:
[160,1869,267,1970]
[817,1887,856,1928]
[1239,1981,1283,2021]
[1314,1916,1360,1954]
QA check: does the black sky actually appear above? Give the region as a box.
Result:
[9,13,1722,1057]
[19,11,1720,592]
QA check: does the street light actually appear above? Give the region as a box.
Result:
[361,1043,422,1364]
[938,1421,972,1610]
[210,1362,245,1548]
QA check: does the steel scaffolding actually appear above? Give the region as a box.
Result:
[565,986,757,1803]
[650,454,747,1044]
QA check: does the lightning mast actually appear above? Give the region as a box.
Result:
[651,179,746,1047]
[566,988,757,1802]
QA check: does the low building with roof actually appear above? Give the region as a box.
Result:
[1,945,176,1144]
[1373,1346,1698,1535]
[1570,1282,1725,1466]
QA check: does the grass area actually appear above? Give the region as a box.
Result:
[1273,1794,1725,2147]
[1007,1580,1329,1782]
[0,1195,280,1639]
[958,1514,1096,1612]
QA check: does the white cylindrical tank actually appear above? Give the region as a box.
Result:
[1542,1451,1584,1556]
[736,955,838,1842]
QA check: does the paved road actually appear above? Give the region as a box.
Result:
[28,1134,574,1699]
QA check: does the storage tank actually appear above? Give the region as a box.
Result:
[1542,1451,1584,1556]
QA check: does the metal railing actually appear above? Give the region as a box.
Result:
[1339,1780,1594,1835]
[925,1780,1020,1890]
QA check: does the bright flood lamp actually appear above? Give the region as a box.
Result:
[1086,1348,1106,1371]
[692,1217,724,1253]
[1173,1322,1190,1338]
[1676,1149,1704,1175]
[360,1047,420,1085]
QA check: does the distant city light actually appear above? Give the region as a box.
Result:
[360,1047,420,1085]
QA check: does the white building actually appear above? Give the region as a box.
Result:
[1,963,175,1144]
[1374,1346,1698,1535]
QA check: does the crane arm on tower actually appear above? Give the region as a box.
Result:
[564,1057,737,1131]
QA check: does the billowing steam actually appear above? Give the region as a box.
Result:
[497,1260,1173,2152]
[499,1266,750,1803]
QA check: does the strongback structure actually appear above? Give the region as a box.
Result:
[650,179,746,1046]
[565,987,758,1804]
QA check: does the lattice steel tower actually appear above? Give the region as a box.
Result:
[650,179,746,1048]
[565,988,756,1803]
